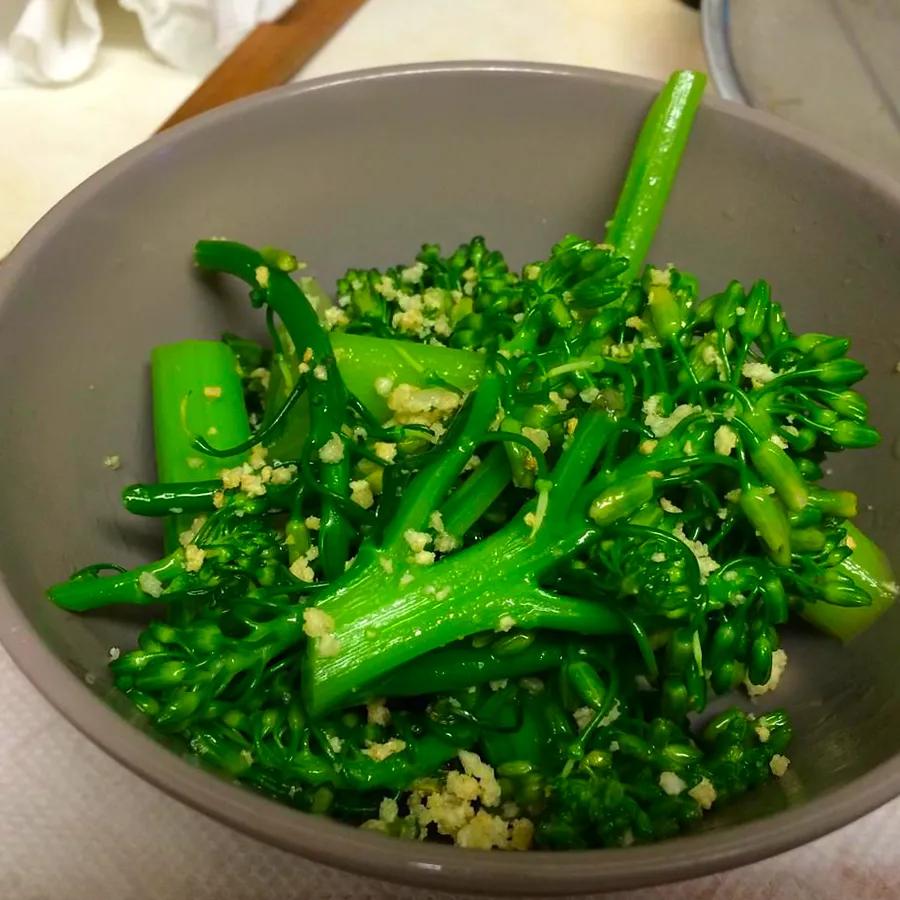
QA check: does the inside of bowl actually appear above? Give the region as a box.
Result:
[1,66,899,846]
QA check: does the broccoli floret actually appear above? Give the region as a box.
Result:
[334,235,526,352]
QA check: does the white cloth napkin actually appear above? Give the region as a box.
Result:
[1,0,294,86]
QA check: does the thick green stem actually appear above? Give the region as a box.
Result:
[802,523,897,640]
[304,387,632,713]
[604,70,706,281]
[332,333,485,420]
[264,330,487,459]
[304,522,621,714]
[547,409,620,516]
[151,341,250,550]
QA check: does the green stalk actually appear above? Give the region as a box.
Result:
[262,331,485,459]
[547,409,620,513]
[304,526,623,714]
[332,333,484,420]
[440,446,511,538]
[151,341,251,550]
[48,552,184,611]
[380,373,503,552]
[372,636,600,697]
[122,480,295,517]
[604,70,707,281]
[802,523,897,640]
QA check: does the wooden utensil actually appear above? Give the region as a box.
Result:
[157,0,368,132]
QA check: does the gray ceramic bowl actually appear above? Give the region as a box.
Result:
[1,63,899,895]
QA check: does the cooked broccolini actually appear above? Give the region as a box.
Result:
[48,71,896,851]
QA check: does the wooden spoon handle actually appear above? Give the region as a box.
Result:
[157,0,368,132]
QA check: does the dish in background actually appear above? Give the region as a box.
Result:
[702,0,900,180]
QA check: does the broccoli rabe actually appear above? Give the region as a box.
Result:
[47,70,896,851]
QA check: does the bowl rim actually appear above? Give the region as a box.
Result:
[2,60,900,895]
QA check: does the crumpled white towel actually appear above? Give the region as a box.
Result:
[1,0,294,86]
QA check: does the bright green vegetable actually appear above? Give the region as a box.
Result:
[151,340,250,549]
[801,523,897,640]
[46,70,895,852]
[332,333,484,417]
[605,70,706,282]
